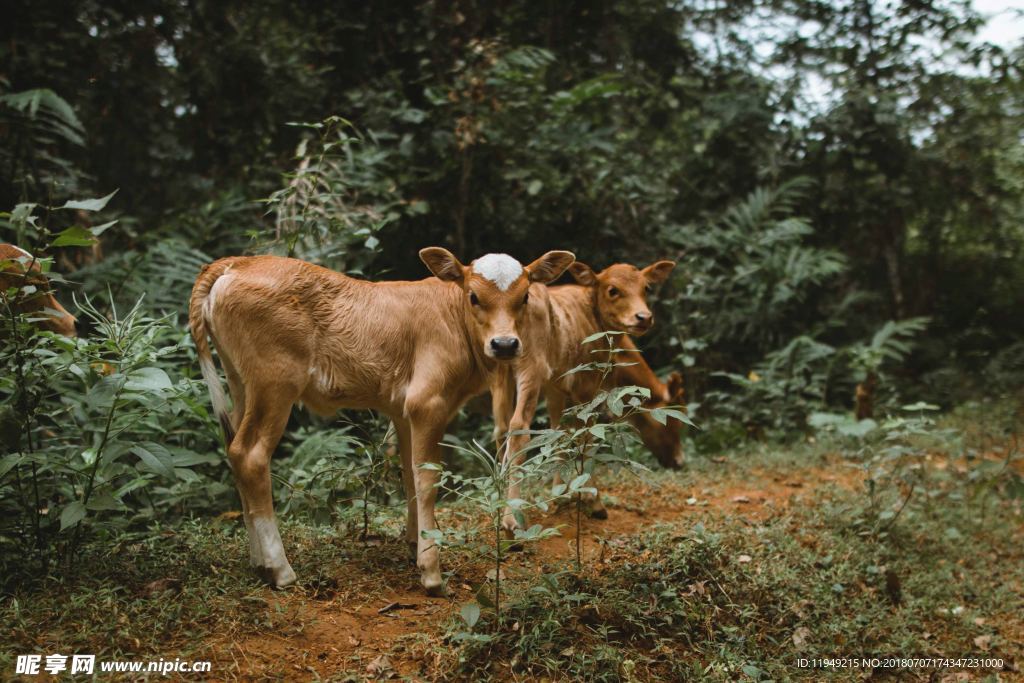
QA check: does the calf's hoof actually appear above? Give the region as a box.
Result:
[500,513,527,551]
[256,563,297,589]
[589,507,609,521]
[421,572,446,597]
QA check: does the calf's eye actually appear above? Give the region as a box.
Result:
[523,292,530,305]
[608,286,620,298]
[470,292,480,306]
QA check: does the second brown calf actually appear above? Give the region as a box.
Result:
[495,258,676,530]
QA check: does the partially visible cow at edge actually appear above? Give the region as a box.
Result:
[189,248,575,594]
[495,259,676,530]
[0,244,78,338]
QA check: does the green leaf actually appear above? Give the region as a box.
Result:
[568,473,591,491]
[172,450,219,467]
[60,189,118,212]
[50,226,97,247]
[460,602,481,629]
[581,330,621,344]
[60,501,87,531]
[838,418,876,437]
[124,367,173,392]
[0,453,23,479]
[86,374,127,410]
[131,442,176,478]
[659,408,694,427]
[741,664,761,679]
[475,585,495,608]
[902,402,939,412]
[86,492,126,511]
[90,219,118,236]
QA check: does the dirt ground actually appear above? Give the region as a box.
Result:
[202,461,873,681]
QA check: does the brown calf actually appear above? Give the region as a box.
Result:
[189,249,574,594]
[496,259,675,529]
[0,244,78,338]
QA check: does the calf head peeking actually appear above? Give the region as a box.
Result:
[568,260,675,336]
[420,248,575,360]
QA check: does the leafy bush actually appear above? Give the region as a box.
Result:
[0,294,225,584]
[0,200,225,585]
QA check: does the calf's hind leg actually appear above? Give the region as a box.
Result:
[229,386,298,588]
[392,418,418,562]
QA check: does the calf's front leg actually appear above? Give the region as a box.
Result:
[407,396,449,596]
[501,375,542,536]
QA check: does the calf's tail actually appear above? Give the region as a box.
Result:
[189,260,236,446]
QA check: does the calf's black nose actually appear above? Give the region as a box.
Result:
[490,337,520,356]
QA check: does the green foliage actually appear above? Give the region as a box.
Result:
[665,179,847,360]
[710,313,932,437]
[0,199,224,584]
[0,88,87,203]
[0,294,223,583]
[263,118,404,274]
[74,239,213,318]
[273,421,401,539]
[430,437,561,624]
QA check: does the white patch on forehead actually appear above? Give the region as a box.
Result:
[471,253,523,291]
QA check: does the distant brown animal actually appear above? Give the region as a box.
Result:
[855,371,877,420]
[0,244,78,337]
[189,249,574,593]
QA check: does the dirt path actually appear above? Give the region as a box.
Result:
[202,462,863,681]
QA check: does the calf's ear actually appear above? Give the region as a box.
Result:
[568,262,597,286]
[420,247,465,283]
[642,260,676,284]
[526,250,575,284]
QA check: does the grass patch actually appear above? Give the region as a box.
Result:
[2,399,1020,681]
[432,462,1022,681]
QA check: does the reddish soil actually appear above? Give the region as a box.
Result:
[201,461,868,681]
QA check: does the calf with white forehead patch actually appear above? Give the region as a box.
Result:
[420,249,575,361]
[190,247,573,595]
